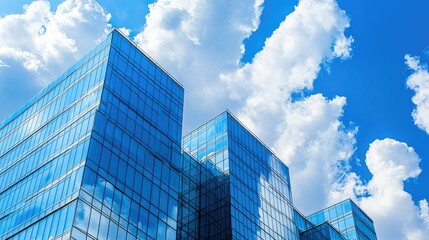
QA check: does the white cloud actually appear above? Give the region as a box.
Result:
[0,0,111,121]
[135,0,358,218]
[218,0,355,214]
[275,94,357,213]
[0,60,9,68]
[274,94,357,213]
[405,54,429,135]
[330,138,429,240]
[134,0,264,131]
[221,0,353,145]
[0,0,111,85]
[360,139,429,240]
[420,199,429,227]
[135,1,356,216]
[405,54,424,72]
[117,27,131,37]
[0,47,42,71]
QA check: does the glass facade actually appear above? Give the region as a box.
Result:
[180,112,299,240]
[0,29,184,240]
[180,113,232,239]
[0,32,111,239]
[179,111,377,240]
[0,28,377,240]
[300,222,346,240]
[306,199,377,240]
[176,151,201,240]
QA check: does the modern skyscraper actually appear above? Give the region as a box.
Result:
[180,112,297,239]
[0,29,184,240]
[0,28,377,240]
[306,199,377,240]
[179,111,376,240]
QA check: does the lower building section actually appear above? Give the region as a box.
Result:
[306,199,377,240]
[300,222,346,240]
[178,111,376,240]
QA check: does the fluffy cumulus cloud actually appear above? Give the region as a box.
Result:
[136,0,355,215]
[0,0,111,82]
[136,0,355,212]
[405,54,429,135]
[0,0,111,121]
[134,0,264,131]
[358,139,429,239]
[331,139,429,239]
[117,27,131,37]
[420,199,429,227]
[275,94,357,213]
[219,0,355,213]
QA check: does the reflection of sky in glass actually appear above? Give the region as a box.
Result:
[63,30,184,240]
[0,31,110,239]
[180,111,299,239]
[305,199,376,240]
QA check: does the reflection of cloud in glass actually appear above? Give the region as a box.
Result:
[255,155,296,239]
[157,220,167,239]
[75,200,90,229]
[102,180,114,208]
[138,208,149,233]
[70,88,99,122]
[120,194,131,219]
[21,109,42,137]
[94,177,106,200]
[88,208,101,238]
[13,206,42,227]
[98,213,109,240]
[170,205,178,221]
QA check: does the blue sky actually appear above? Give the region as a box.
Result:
[315,0,429,203]
[1,0,429,239]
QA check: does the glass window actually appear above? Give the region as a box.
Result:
[117,160,127,182]
[169,170,179,192]
[99,214,109,240]
[153,158,161,177]
[117,227,127,239]
[157,220,167,240]
[82,168,97,195]
[74,201,90,232]
[89,209,101,237]
[95,177,106,200]
[120,194,131,219]
[151,185,160,206]
[345,215,354,228]
[148,213,158,239]
[107,222,118,240]
[112,188,122,214]
[49,210,60,238]
[343,201,351,213]
[159,190,168,213]
[126,165,135,187]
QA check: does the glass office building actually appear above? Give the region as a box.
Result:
[306,199,377,240]
[0,28,376,240]
[0,29,184,240]
[179,111,376,240]
[180,111,299,239]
